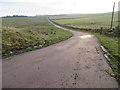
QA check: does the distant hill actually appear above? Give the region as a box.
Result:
[36,14,68,17]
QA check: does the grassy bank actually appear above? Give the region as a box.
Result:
[49,12,120,84]
[2,17,73,58]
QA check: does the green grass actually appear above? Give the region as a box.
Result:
[50,12,118,29]
[50,12,120,84]
[86,31,119,84]
[93,33,119,84]
[2,17,73,58]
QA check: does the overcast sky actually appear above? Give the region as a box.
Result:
[0,0,119,16]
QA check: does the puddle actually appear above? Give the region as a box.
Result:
[79,35,93,39]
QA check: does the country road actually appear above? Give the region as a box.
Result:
[3,21,118,88]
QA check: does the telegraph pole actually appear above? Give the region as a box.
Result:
[110,2,115,30]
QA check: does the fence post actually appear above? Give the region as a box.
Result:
[100,27,103,35]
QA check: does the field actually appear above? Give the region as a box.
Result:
[50,12,120,83]
[50,12,118,29]
[2,17,73,57]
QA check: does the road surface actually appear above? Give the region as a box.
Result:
[3,21,118,88]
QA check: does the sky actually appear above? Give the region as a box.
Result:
[0,0,120,16]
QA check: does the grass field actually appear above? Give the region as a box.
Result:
[50,12,118,29]
[2,17,73,57]
[50,12,120,84]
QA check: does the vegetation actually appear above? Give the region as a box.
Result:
[51,12,118,29]
[3,15,28,18]
[50,12,120,84]
[95,34,119,84]
[2,17,73,58]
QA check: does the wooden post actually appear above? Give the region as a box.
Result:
[100,27,103,35]
[118,2,120,71]
[110,2,115,30]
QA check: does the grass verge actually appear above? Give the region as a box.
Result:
[2,17,73,58]
[71,29,119,84]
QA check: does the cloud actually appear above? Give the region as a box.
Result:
[0,0,119,16]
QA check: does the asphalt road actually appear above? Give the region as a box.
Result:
[3,22,118,88]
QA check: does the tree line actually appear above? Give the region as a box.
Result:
[3,15,28,18]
